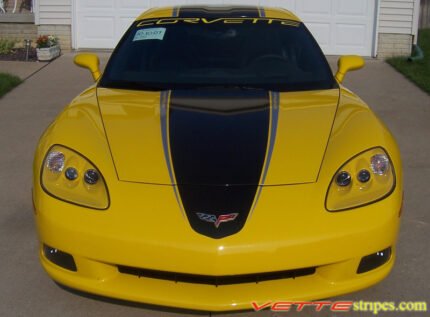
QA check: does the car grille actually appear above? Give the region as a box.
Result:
[117,265,316,286]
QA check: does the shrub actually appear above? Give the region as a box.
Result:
[0,73,22,98]
[0,39,17,55]
[36,35,58,48]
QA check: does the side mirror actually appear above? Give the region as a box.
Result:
[74,53,101,82]
[335,55,365,83]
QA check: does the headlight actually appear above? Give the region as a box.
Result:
[41,145,109,209]
[326,147,395,211]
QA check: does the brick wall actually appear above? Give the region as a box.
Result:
[377,33,413,59]
[37,25,72,51]
[0,23,37,47]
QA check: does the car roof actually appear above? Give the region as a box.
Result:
[136,6,301,22]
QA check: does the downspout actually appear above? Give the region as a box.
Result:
[408,0,423,62]
[408,44,424,62]
[412,0,421,45]
[373,0,381,58]
[34,0,39,25]
[71,0,77,50]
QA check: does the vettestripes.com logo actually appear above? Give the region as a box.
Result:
[251,300,427,314]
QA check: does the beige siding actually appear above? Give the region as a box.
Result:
[379,0,416,34]
[38,24,72,50]
[37,0,72,25]
[0,23,38,47]
[377,33,413,57]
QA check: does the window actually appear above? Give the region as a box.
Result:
[100,18,336,92]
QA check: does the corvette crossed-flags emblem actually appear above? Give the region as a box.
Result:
[196,213,239,228]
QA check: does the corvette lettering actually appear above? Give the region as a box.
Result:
[137,18,300,28]
[196,213,239,228]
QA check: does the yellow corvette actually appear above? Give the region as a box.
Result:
[33,5,402,312]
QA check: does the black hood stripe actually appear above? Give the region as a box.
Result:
[176,6,261,18]
[160,91,173,182]
[258,7,266,17]
[250,91,280,214]
[261,91,280,185]
[160,91,185,216]
[172,6,179,17]
[168,89,270,187]
[160,89,275,239]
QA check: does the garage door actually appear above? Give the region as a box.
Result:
[75,0,150,49]
[287,0,376,56]
[75,0,376,56]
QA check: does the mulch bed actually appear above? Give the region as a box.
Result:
[0,48,38,62]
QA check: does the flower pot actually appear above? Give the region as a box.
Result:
[36,45,61,62]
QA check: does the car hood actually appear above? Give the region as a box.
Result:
[97,87,339,186]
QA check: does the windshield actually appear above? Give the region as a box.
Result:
[100,17,336,92]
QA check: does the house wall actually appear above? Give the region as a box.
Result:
[0,0,35,47]
[38,0,72,25]
[377,0,418,58]
[36,0,72,50]
[0,23,37,48]
[37,24,71,51]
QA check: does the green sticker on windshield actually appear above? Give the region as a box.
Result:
[133,28,166,41]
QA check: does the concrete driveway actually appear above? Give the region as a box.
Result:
[0,54,429,317]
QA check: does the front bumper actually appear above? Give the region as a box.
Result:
[40,246,395,312]
[34,179,402,312]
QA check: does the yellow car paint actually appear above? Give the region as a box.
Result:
[33,83,402,310]
[96,88,340,185]
[264,89,339,185]
[33,6,402,312]
[335,55,366,83]
[136,6,176,20]
[97,89,172,184]
[73,54,101,82]
[136,6,301,22]
[263,7,301,21]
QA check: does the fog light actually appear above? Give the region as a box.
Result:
[84,169,99,185]
[357,169,371,183]
[43,245,77,272]
[65,167,78,181]
[336,171,351,187]
[357,247,391,274]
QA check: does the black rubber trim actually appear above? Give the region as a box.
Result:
[177,6,261,18]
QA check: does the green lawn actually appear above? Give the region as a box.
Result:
[387,29,430,94]
[0,73,22,98]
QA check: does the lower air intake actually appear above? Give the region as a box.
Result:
[118,265,316,286]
